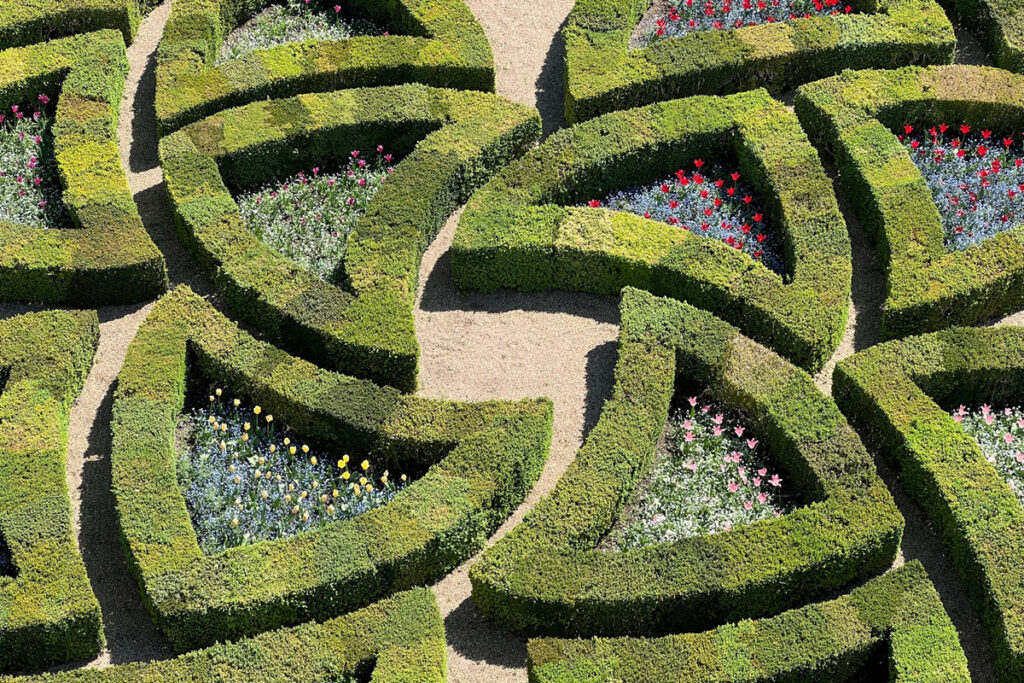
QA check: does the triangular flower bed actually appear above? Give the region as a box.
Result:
[160,84,539,391]
[110,286,552,651]
[156,0,495,132]
[453,89,849,372]
[796,65,1024,339]
[468,288,902,637]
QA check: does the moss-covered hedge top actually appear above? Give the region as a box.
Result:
[453,89,849,372]
[468,287,902,638]
[0,0,146,50]
[161,84,539,391]
[2,589,446,682]
[0,309,103,673]
[111,285,553,652]
[156,0,495,132]
[562,0,954,122]
[0,30,166,304]
[527,561,969,682]
[796,65,1024,340]
[833,324,1024,681]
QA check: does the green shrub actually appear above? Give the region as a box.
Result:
[453,89,849,372]
[0,309,103,672]
[563,0,954,123]
[160,84,539,391]
[3,589,446,682]
[0,30,167,304]
[936,0,1024,71]
[796,65,1024,340]
[156,0,495,133]
[527,561,969,682]
[834,324,1024,681]
[110,285,553,652]
[0,0,141,50]
[469,287,903,637]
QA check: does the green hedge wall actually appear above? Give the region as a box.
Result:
[160,84,539,391]
[0,309,103,672]
[563,0,954,123]
[469,287,903,637]
[0,31,167,304]
[453,89,849,372]
[937,0,1024,71]
[2,589,446,682]
[110,285,553,652]
[156,0,495,133]
[527,561,969,682]
[796,65,1024,340]
[0,0,140,50]
[834,324,1024,681]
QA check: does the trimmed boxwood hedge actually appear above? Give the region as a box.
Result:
[938,0,1024,72]
[833,324,1024,681]
[0,30,167,304]
[453,89,849,372]
[796,65,1024,341]
[0,0,142,50]
[562,0,954,123]
[156,0,495,133]
[527,561,969,682]
[111,285,553,652]
[0,309,103,672]
[469,287,903,638]
[160,84,539,391]
[3,589,446,682]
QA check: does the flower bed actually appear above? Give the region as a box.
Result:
[0,95,68,229]
[0,31,166,304]
[562,0,953,123]
[796,66,1024,339]
[468,287,902,638]
[111,285,553,651]
[589,160,785,273]
[217,0,384,64]
[833,324,1024,681]
[453,89,848,372]
[156,0,494,133]
[161,85,539,391]
[955,404,1024,506]
[235,149,395,281]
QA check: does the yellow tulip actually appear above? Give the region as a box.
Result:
[361,460,369,471]
[310,456,317,466]
[327,505,335,514]
[302,444,309,454]
[215,388,222,397]
[254,406,261,415]
[233,398,240,407]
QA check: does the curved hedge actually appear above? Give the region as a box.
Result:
[939,0,1024,72]
[111,285,553,652]
[160,84,539,391]
[0,0,142,50]
[156,0,495,133]
[2,589,445,682]
[562,0,954,123]
[527,561,969,682]
[453,89,849,372]
[0,30,167,304]
[796,65,1024,340]
[469,287,903,638]
[0,309,103,672]
[834,324,1024,681]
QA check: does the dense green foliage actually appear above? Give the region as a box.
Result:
[453,89,849,371]
[0,0,143,50]
[469,288,902,637]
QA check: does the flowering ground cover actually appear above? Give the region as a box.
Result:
[954,404,1024,506]
[235,147,396,281]
[900,124,1024,250]
[217,0,385,64]
[586,159,785,274]
[636,0,853,46]
[608,398,792,549]
[178,389,406,554]
[0,94,68,229]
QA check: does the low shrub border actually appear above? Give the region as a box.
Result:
[527,561,969,682]
[111,285,553,652]
[4,589,445,682]
[0,31,167,304]
[0,309,103,672]
[939,0,1024,72]
[562,0,954,123]
[156,0,495,133]
[160,84,539,391]
[452,89,849,372]
[795,65,1024,340]
[833,324,1024,681]
[469,287,903,637]
[0,0,143,50]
